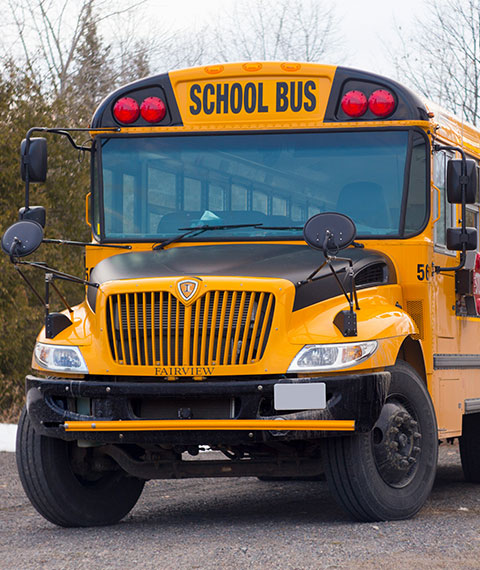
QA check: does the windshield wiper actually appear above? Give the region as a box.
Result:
[152,223,263,250]
[260,226,303,230]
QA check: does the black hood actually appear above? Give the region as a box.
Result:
[88,243,396,311]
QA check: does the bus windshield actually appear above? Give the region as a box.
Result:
[97,129,428,241]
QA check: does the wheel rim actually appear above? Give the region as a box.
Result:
[372,399,422,488]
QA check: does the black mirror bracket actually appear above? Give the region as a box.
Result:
[21,125,120,213]
[11,260,98,339]
[433,143,476,274]
[302,213,360,337]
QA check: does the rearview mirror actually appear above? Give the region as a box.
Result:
[447,159,478,204]
[19,206,46,228]
[20,137,48,183]
[303,212,357,255]
[1,219,44,257]
[446,227,478,251]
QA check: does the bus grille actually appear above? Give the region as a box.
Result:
[105,290,275,367]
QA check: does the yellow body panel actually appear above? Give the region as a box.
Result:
[34,278,414,378]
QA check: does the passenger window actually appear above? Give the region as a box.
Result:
[184,177,202,210]
[208,184,225,211]
[231,184,247,210]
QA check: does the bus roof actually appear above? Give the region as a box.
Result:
[91,62,430,131]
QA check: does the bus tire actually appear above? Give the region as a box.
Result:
[322,361,438,521]
[16,406,145,527]
[459,413,480,482]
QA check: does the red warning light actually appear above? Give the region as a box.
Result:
[341,91,368,118]
[113,97,140,124]
[140,97,166,123]
[368,90,396,117]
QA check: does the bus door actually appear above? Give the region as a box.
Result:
[432,149,464,433]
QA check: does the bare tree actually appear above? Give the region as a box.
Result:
[150,25,213,71]
[211,0,343,63]
[393,0,480,125]
[5,0,146,96]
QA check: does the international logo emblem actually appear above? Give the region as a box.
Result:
[177,278,200,304]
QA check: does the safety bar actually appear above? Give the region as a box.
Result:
[64,419,355,432]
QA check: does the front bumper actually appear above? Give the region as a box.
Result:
[26,371,390,445]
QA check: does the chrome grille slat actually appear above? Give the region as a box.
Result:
[106,290,275,367]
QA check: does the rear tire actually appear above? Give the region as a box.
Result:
[323,361,438,521]
[16,407,145,527]
[460,413,480,482]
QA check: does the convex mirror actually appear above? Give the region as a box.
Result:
[303,212,357,255]
[1,219,44,257]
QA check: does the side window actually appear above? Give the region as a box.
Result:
[433,150,456,254]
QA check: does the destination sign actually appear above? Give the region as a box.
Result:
[172,75,330,124]
[189,80,317,115]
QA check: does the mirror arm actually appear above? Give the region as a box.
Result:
[349,265,360,311]
[302,260,327,283]
[43,238,131,250]
[48,277,74,315]
[433,144,468,274]
[23,126,119,152]
[433,143,466,161]
[22,126,119,211]
[13,264,83,335]
[435,249,467,274]
[14,265,46,308]
[327,261,354,311]
[13,259,99,288]
[9,237,21,263]
[326,257,360,311]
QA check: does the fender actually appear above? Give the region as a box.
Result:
[287,285,418,345]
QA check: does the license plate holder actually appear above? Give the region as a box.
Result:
[274,383,326,411]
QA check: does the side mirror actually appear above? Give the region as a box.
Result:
[20,137,48,183]
[303,212,357,255]
[447,227,478,251]
[19,206,46,228]
[1,219,44,258]
[447,159,478,204]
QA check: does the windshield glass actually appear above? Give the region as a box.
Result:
[97,130,427,241]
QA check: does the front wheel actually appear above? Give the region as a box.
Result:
[16,407,145,527]
[323,361,438,521]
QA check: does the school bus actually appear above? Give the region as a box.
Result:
[3,61,480,526]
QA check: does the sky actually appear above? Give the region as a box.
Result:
[1,0,431,87]
[140,0,430,79]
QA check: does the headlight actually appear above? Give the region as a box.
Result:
[34,343,89,374]
[288,341,378,372]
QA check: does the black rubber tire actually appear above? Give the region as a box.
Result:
[16,407,145,527]
[460,413,480,482]
[323,361,438,521]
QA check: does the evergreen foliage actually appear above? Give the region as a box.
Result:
[0,12,114,421]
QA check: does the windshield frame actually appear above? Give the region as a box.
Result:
[92,127,430,244]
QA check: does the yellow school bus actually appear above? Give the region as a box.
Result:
[4,61,480,526]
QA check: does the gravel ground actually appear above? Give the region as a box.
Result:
[1,441,479,570]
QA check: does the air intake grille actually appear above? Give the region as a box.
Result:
[406,300,424,340]
[106,290,275,367]
[355,263,387,286]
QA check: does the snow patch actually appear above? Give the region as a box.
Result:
[0,424,17,452]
